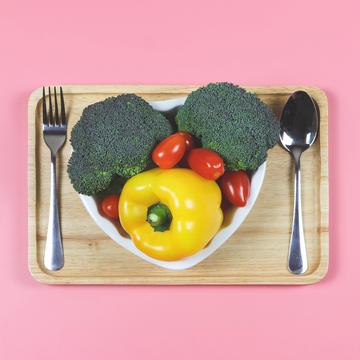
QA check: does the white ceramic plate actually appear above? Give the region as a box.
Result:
[80,97,267,270]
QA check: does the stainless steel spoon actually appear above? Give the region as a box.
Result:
[280,91,319,275]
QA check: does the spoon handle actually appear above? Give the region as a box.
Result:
[289,155,308,274]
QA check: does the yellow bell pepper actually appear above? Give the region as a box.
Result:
[119,168,223,261]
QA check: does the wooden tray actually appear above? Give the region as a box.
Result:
[28,85,329,285]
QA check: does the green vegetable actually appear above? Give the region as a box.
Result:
[176,82,280,171]
[68,94,172,195]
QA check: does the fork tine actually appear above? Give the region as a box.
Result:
[42,87,48,126]
[60,87,66,126]
[48,86,54,126]
[54,87,60,126]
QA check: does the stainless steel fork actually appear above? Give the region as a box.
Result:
[42,87,67,271]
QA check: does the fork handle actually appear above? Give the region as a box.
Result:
[44,153,64,271]
[288,154,308,274]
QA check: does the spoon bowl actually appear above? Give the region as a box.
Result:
[280,91,318,152]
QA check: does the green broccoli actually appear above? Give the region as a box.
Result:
[176,82,280,171]
[68,94,172,195]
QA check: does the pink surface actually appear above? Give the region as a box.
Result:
[0,0,359,358]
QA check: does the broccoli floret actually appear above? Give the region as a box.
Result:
[176,83,280,171]
[68,94,172,195]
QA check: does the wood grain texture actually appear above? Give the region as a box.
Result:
[28,85,329,285]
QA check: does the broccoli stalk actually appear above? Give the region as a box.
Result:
[68,94,172,195]
[176,83,280,171]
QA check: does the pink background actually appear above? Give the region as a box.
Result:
[0,0,359,358]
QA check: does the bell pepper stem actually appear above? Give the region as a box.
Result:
[147,203,172,232]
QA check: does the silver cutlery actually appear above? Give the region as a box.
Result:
[42,87,67,271]
[280,91,319,275]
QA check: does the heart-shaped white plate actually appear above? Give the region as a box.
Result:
[79,97,266,270]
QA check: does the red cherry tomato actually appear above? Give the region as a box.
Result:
[152,133,187,169]
[178,132,195,153]
[101,194,120,220]
[187,148,225,180]
[219,171,250,207]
